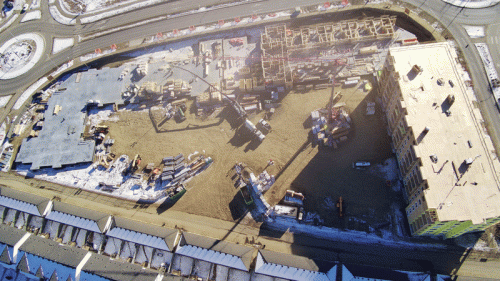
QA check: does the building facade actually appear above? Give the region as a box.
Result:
[378,42,500,238]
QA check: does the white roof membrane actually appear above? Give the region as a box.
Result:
[45,211,101,233]
[176,245,247,271]
[0,196,41,216]
[107,227,170,251]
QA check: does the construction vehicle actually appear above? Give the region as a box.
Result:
[165,184,186,202]
[94,125,109,134]
[176,107,186,122]
[240,185,254,206]
[124,154,141,175]
[284,190,304,206]
[257,119,271,134]
[149,168,160,184]
[336,197,344,218]
[244,119,265,141]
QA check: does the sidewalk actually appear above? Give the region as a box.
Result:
[441,0,500,8]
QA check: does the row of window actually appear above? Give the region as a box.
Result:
[410,213,429,234]
[420,220,448,235]
[406,197,423,217]
[403,167,423,201]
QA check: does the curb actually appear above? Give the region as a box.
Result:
[11,3,444,119]
[441,0,500,8]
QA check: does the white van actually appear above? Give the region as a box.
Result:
[352,161,371,169]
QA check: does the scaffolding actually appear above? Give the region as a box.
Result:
[261,16,397,86]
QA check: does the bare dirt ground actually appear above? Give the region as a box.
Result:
[103,75,395,230]
[265,79,395,230]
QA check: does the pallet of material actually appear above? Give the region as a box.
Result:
[172,174,187,184]
[174,153,183,161]
[174,168,190,179]
[331,130,349,139]
[175,157,185,165]
[174,163,185,171]
[162,156,174,163]
[162,170,174,176]
[162,175,173,182]
[164,161,175,167]
[174,165,185,174]
[163,166,174,172]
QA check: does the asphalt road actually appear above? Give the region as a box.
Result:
[1,0,500,278]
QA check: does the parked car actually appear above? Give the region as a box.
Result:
[352,161,371,169]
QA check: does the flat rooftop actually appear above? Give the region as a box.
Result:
[16,68,127,170]
[390,42,500,224]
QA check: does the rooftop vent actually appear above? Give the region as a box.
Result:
[417,127,430,144]
[430,154,438,163]
[446,94,455,105]
[412,64,423,74]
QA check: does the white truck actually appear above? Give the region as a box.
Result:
[244,119,265,141]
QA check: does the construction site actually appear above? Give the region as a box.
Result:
[260,16,401,87]
[7,14,420,236]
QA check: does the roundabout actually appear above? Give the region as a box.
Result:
[0,33,45,80]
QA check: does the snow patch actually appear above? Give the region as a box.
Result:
[0,95,12,108]
[52,38,74,54]
[463,25,485,38]
[0,15,19,33]
[49,5,76,25]
[264,216,447,251]
[14,77,48,110]
[49,60,74,77]
[81,0,164,24]
[20,10,41,22]
[0,33,45,80]
[0,124,6,150]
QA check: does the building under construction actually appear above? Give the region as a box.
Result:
[260,16,397,87]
